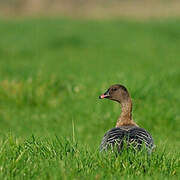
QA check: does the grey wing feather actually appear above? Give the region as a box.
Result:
[128,127,154,152]
[100,128,126,152]
[100,126,155,153]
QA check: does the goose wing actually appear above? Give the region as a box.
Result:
[100,127,126,152]
[128,127,154,151]
[100,126,154,152]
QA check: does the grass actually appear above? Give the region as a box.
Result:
[0,135,179,179]
[0,17,180,179]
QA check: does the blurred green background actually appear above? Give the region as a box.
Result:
[0,1,180,179]
[0,17,179,148]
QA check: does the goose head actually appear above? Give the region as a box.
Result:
[99,84,130,103]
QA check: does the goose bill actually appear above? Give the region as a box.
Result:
[99,93,110,99]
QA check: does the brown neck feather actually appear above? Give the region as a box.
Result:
[116,97,137,127]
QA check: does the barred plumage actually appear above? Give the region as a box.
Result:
[100,126,154,153]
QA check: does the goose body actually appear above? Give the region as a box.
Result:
[100,126,154,153]
[99,84,155,153]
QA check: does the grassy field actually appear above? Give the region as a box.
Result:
[0,17,180,179]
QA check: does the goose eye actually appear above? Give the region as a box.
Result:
[112,88,117,91]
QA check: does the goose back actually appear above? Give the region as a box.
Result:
[100,126,154,153]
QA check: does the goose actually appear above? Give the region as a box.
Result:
[99,84,155,153]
